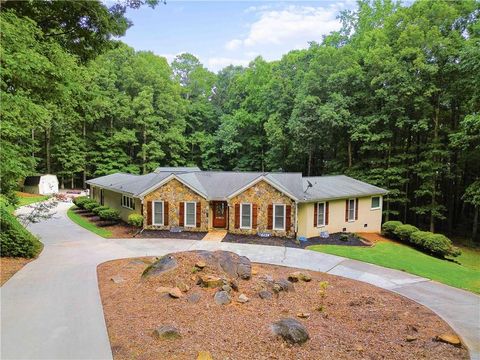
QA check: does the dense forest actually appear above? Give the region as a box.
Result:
[1,0,479,239]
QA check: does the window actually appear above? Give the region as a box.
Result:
[371,196,381,210]
[153,201,164,226]
[240,203,252,229]
[185,202,196,227]
[122,195,135,209]
[273,204,286,230]
[317,202,326,227]
[348,198,356,221]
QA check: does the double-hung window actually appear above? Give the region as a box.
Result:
[273,204,286,230]
[348,198,356,221]
[122,195,135,210]
[240,203,252,229]
[185,201,196,227]
[371,196,381,210]
[153,201,164,226]
[317,202,326,227]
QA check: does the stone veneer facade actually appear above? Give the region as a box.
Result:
[143,178,209,232]
[228,180,295,237]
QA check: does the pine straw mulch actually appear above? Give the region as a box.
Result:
[0,257,34,286]
[97,252,467,360]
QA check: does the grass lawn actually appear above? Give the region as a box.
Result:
[17,195,50,207]
[308,241,480,294]
[67,206,112,238]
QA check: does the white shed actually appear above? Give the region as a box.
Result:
[23,174,59,195]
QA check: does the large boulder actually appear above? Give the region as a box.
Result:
[271,318,310,344]
[142,255,178,277]
[196,250,251,280]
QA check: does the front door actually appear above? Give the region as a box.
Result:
[212,201,227,228]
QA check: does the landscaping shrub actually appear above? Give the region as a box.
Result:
[393,224,419,242]
[381,221,403,238]
[99,208,120,221]
[0,203,42,258]
[128,214,144,227]
[411,231,461,258]
[73,196,91,209]
[339,233,349,241]
[84,201,100,212]
[93,206,109,216]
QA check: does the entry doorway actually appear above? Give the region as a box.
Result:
[212,201,228,228]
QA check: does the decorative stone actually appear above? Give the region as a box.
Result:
[406,335,417,342]
[177,282,190,292]
[195,261,206,269]
[155,286,172,294]
[434,334,462,347]
[271,318,309,344]
[296,312,310,319]
[152,325,181,340]
[198,275,224,288]
[169,287,183,298]
[142,255,178,277]
[214,290,231,305]
[288,271,312,282]
[222,284,232,293]
[196,250,252,280]
[187,293,201,304]
[274,279,295,292]
[258,290,273,299]
[197,351,213,360]
[238,294,249,303]
[110,276,124,284]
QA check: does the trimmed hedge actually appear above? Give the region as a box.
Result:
[0,203,42,258]
[84,201,100,212]
[99,208,120,221]
[381,221,403,238]
[73,196,91,209]
[382,220,461,258]
[393,224,419,242]
[92,205,109,216]
[128,214,143,227]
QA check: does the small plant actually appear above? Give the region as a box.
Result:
[381,220,403,238]
[191,266,199,274]
[128,214,144,227]
[98,208,120,221]
[339,233,349,242]
[315,281,329,312]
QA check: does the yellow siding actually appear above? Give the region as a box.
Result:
[297,196,383,238]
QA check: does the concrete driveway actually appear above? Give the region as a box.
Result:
[1,202,479,359]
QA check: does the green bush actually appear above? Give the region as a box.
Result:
[411,231,461,258]
[99,208,120,221]
[381,221,403,238]
[0,203,42,258]
[128,214,144,227]
[339,233,349,241]
[93,206,109,215]
[73,196,91,209]
[393,224,419,242]
[84,201,100,212]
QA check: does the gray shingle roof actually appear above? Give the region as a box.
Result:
[154,166,200,173]
[86,169,387,201]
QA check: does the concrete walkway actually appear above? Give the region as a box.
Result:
[1,202,479,359]
[202,229,227,242]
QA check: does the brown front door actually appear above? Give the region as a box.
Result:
[212,201,227,228]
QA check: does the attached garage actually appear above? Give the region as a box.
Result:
[23,174,59,195]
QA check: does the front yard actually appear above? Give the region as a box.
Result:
[309,240,480,294]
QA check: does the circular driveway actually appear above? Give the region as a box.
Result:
[1,202,479,359]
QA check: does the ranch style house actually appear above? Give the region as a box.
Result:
[86,167,388,239]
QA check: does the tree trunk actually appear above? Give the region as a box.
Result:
[142,126,147,174]
[307,149,312,176]
[61,176,65,190]
[347,140,352,168]
[45,128,51,173]
[473,206,479,242]
[385,198,390,222]
[82,120,87,189]
[71,175,75,189]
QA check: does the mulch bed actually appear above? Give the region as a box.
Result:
[97,252,468,360]
[137,230,206,240]
[223,232,371,249]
